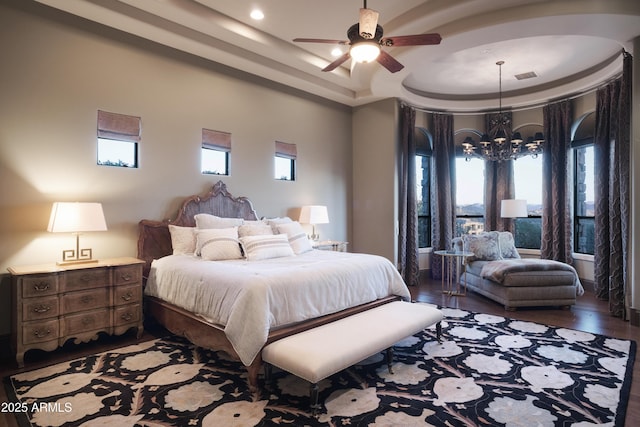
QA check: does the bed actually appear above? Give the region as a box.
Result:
[138,181,411,392]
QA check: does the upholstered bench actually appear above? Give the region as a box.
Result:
[262,301,443,411]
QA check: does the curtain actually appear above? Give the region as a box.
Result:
[541,100,573,263]
[398,103,420,287]
[430,113,456,279]
[483,112,516,232]
[593,52,632,318]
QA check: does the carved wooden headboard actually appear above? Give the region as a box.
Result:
[137,181,258,278]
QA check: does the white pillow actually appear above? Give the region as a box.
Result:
[276,222,313,254]
[196,227,242,261]
[265,216,293,233]
[238,223,274,238]
[240,234,294,261]
[194,214,244,229]
[168,225,196,255]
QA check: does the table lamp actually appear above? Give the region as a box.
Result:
[299,205,329,241]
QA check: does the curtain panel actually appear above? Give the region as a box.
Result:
[430,113,456,279]
[541,100,573,263]
[593,52,632,318]
[398,104,420,287]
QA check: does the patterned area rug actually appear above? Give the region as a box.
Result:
[4,307,636,426]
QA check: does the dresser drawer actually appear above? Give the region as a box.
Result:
[114,264,142,286]
[63,268,110,292]
[22,319,59,345]
[63,308,110,335]
[62,288,110,314]
[113,283,142,306]
[23,297,59,321]
[113,304,141,326]
[21,274,59,298]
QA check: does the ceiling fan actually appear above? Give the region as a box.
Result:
[293,0,441,73]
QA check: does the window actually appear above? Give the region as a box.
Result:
[574,145,595,254]
[97,110,140,168]
[275,141,296,181]
[201,129,230,175]
[455,157,484,235]
[416,154,430,248]
[512,154,543,249]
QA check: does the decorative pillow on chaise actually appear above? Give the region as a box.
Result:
[462,231,502,261]
[497,231,520,259]
[276,221,313,254]
[196,227,243,261]
[168,225,197,255]
[240,234,295,261]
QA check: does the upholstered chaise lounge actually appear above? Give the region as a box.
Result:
[452,231,584,310]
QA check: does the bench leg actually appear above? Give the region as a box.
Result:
[264,363,273,384]
[310,382,320,414]
[436,321,442,342]
[385,347,394,374]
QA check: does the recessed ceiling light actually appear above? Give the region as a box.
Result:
[250,9,264,20]
[331,48,343,57]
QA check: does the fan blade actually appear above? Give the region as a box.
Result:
[377,50,404,73]
[322,52,351,72]
[359,8,379,39]
[293,38,349,45]
[381,33,442,47]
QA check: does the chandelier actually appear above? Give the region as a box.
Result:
[462,61,544,162]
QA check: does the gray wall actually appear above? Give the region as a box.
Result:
[0,0,353,335]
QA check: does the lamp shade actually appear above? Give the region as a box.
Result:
[500,199,528,218]
[298,205,329,225]
[47,202,108,233]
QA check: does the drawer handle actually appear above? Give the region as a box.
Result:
[121,312,134,322]
[33,305,51,314]
[82,317,94,326]
[120,273,132,282]
[81,295,93,304]
[121,292,133,301]
[34,328,51,338]
[33,282,50,292]
[80,274,92,282]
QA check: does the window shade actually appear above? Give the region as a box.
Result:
[275,141,297,159]
[202,129,231,151]
[97,110,141,142]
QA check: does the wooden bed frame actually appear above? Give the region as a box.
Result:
[137,181,397,393]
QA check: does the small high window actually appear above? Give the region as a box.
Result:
[201,129,231,175]
[275,141,296,181]
[97,110,140,168]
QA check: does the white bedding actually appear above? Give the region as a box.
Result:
[145,250,411,366]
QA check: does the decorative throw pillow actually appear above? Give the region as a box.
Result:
[264,216,293,234]
[462,231,501,261]
[497,231,520,259]
[168,225,197,255]
[194,214,244,229]
[238,223,274,238]
[196,227,242,261]
[276,221,313,254]
[240,234,295,261]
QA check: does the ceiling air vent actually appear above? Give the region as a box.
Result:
[514,71,537,80]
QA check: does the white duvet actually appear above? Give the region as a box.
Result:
[145,250,411,366]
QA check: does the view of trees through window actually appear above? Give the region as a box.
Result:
[455,157,484,236]
[416,155,430,248]
[512,155,543,249]
[97,138,137,168]
[574,145,595,254]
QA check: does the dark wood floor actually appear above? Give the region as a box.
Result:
[1,277,638,426]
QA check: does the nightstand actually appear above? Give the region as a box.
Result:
[312,240,348,252]
[7,257,144,367]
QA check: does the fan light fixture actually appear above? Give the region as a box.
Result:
[462,61,544,162]
[350,41,381,63]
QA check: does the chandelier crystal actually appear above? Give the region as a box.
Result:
[463,61,544,162]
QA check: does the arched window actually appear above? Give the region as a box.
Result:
[572,111,596,254]
[415,127,432,248]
